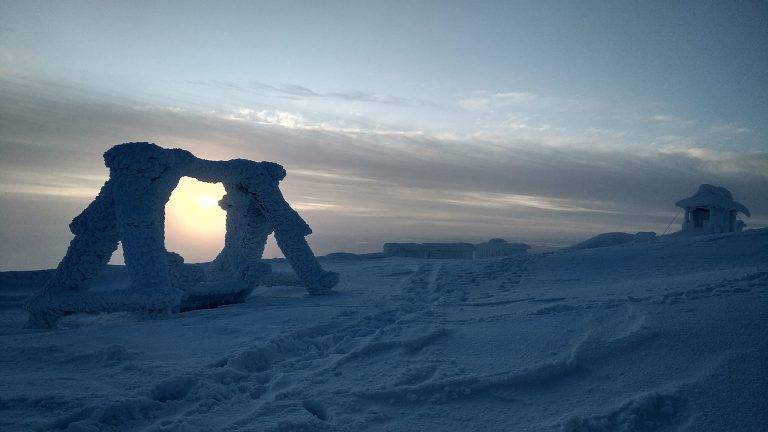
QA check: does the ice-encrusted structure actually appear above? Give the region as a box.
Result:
[383,243,476,259]
[675,184,750,235]
[25,142,338,327]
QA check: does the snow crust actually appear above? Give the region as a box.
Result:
[2,229,766,431]
[25,142,338,327]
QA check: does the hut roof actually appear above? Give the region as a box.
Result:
[675,184,750,217]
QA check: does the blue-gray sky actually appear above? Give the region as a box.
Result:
[1,0,766,269]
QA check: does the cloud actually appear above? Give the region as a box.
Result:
[436,191,620,214]
[0,169,103,198]
[1,77,766,269]
[458,91,539,112]
[458,96,491,111]
[706,123,752,138]
[657,145,768,175]
[326,90,412,105]
[648,114,694,126]
[228,108,308,129]
[194,79,418,106]
[452,89,765,157]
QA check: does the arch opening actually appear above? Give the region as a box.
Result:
[164,177,227,263]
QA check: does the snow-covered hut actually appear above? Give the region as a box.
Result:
[675,184,750,235]
[474,238,530,258]
[422,243,476,259]
[383,243,428,258]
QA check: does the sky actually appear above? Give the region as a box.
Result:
[1,0,767,270]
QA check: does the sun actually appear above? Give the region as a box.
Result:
[195,195,219,209]
[165,178,227,229]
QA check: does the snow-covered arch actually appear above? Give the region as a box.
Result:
[25,142,338,327]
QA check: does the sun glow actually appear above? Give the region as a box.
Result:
[195,195,219,209]
[164,177,227,262]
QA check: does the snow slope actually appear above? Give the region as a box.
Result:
[1,229,766,431]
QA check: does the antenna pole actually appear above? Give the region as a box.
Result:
[662,210,681,236]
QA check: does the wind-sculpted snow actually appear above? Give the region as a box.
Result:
[1,229,766,430]
[562,392,687,432]
[24,142,338,327]
[357,314,657,405]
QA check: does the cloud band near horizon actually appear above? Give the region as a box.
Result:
[1,76,766,270]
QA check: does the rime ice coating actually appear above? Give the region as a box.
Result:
[25,142,338,327]
[675,184,751,235]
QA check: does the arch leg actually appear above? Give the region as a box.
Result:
[243,176,339,295]
[25,181,120,326]
[106,144,189,312]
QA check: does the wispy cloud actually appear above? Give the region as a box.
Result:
[458,91,538,112]
[194,79,419,107]
[647,114,694,126]
[437,191,619,214]
[452,88,765,156]
[707,123,752,138]
[224,107,426,137]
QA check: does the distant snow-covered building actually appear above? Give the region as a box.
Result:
[474,238,530,258]
[423,243,476,259]
[676,184,750,235]
[383,243,429,258]
[383,242,475,259]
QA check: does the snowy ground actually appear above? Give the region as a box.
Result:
[1,229,766,431]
